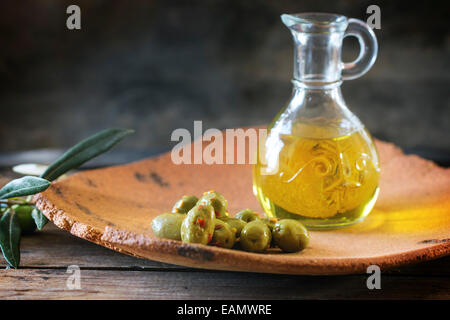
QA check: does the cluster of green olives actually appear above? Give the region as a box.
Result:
[151,191,310,253]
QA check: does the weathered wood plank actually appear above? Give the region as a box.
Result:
[0,269,448,300]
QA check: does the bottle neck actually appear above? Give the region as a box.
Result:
[290,80,345,111]
[291,31,344,83]
[292,79,343,90]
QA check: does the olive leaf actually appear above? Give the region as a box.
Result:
[0,176,51,200]
[41,128,134,181]
[31,207,48,230]
[0,209,21,268]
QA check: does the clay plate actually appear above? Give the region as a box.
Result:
[35,129,450,275]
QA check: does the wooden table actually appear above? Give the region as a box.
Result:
[0,155,449,300]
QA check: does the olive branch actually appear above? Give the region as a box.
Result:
[0,128,134,268]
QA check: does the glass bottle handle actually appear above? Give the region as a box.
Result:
[342,18,378,80]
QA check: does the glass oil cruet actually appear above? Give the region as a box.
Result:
[253,13,380,229]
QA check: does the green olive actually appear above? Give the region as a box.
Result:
[235,209,259,223]
[211,219,235,249]
[272,219,309,253]
[151,213,185,241]
[224,218,247,238]
[13,205,36,234]
[181,204,215,244]
[171,195,199,214]
[258,217,279,248]
[198,191,228,220]
[240,220,271,253]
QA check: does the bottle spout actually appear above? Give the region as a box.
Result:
[280,14,300,29]
[281,12,350,84]
[281,13,348,33]
[281,12,377,83]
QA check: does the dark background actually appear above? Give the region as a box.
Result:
[0,0,449,157]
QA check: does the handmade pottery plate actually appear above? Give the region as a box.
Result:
[35,129,450,275]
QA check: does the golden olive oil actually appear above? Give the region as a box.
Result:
[253,124,380,228]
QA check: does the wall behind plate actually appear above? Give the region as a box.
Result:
[0,0,448,152]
